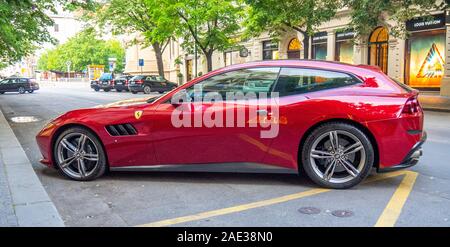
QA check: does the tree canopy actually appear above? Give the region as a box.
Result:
[37,28,125,73]
[90,0,178,76]
[0,0,95,69]
[171,0,245,72]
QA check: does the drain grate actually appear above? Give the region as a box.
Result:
[331,210,354,218]
[298,207,321,215]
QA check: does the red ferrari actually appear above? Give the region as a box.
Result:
[36,60,426,189]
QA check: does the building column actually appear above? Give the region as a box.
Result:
[441,23,450,96]
[386,37,405,82]
[326,31,335,61]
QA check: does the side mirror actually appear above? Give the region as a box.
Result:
[171,89,191,107]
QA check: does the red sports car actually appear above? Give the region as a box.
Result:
[36,60,426,189]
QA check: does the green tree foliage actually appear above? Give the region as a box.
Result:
[37,28,125,72]
[245,0,341,59]
[0,0,95,69]
[344,0,447,38]
[90,0,177,77]
[170,0,245,72]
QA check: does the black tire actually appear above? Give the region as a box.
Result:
[53,127,107,181]
[301,122,374,189]
[158,91,164,94]
[94,88,100,92]
[104,88,110,92]
[131,91,138,94]
[143,85,151,94]
[116,89,122,92]
[18,87,25,94]
[28,90,34,93]
[0,92,4,94]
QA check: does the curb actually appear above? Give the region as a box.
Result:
[422,107,450,113]
[0,110,64,227]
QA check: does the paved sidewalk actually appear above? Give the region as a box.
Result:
[0,110,64,227]
[419,93,450,112]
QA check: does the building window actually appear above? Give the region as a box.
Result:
[368,26,389,74]
[312,32,327,60]
[262,40,279,60]
[287,38,301,59]
[335,30,355,64]
[54,24,59,32]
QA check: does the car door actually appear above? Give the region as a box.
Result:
[150,67,281,165]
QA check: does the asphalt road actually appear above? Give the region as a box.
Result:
[1,83,449,226]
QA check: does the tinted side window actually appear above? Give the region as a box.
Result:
[186,67,280,99]
[19,78,28,83]
[274,68,359,96]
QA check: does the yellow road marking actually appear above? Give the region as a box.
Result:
[374,170,418,227]
[137,170,418,227]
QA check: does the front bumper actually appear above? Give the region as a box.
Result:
[378,131,427,173]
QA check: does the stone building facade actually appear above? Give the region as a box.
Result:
[125,8,450,96]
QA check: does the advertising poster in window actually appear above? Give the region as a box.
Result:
[408,32,445,88]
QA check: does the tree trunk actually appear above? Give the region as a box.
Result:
[303,34,310,59]
[205,50,213,72]
[152,42,165,77]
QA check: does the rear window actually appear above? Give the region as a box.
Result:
[131,75,145,80]
[274,68,359,96]
[99,73,113,80]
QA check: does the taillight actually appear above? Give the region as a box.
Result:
[402,96,420,115]
[125,80,129,86]
[136,80,143,84]
[110,80,114,85]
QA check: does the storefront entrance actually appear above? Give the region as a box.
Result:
[287,38,301,59]
[368,27,389,74]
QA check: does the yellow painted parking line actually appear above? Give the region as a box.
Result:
[137,170,417,227]
[374,171,418,227]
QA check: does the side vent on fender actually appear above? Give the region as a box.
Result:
[106,124,137,136]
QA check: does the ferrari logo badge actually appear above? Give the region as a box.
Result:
[134,110,143,120]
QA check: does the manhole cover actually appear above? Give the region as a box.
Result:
[298,207,321,215]
[331,210,354,218]
[10,116,41,123]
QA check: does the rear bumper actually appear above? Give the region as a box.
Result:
[377,131,427,173]
[114,84,129,91]
[128,84,143,92]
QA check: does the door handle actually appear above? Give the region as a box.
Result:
[256,109,268,116]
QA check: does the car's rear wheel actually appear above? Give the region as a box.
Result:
[0,92,4,94]
[28,90,34,93]
[301,122,374,189]
[117,89,122,92]
[54,127,107,181]
[131,91,138,94]
[143,85,151,94]
[18,87,25,94]
[104,88,110,92]
[94,88,100,92]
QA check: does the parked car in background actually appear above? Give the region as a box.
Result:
[90,73,115,92]
[113,75,133,92]
[0,77,39,94]
[128,75,177,94]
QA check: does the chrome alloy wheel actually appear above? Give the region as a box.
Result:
[310,130,366,184]
[56,133,99,179]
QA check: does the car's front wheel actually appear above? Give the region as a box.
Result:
[301,122,374,189]
[18,87,25,94]
[54,127,107,181]
[28,90,34,93]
